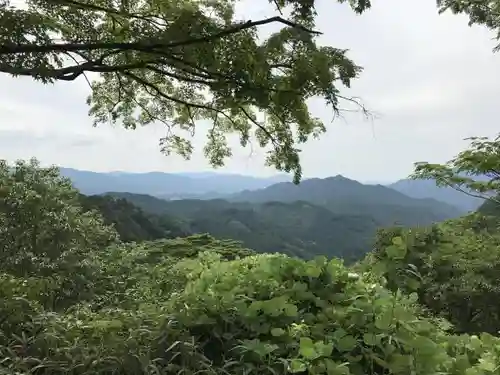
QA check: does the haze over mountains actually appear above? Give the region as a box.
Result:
[60,168,291,199]
[60,167,482,212]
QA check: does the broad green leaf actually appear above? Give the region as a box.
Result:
[284,303,299,317]
[336,335,358,352]
[375,309,393,330]
[385,245,407,259]
[271,328,286,337]
[299,337,319,360]
[362,333,378,346]
[289,359,307,373]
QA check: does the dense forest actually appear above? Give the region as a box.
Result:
[3,0,500,374]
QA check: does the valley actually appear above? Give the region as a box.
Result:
[74,169,470,263]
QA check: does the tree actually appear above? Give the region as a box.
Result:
[0,158,117,278]
[411,134,500,204]
[437,0,500,51]
[0,0,371,182]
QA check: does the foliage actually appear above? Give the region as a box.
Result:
[437,0,500,51]
[3,247,500,375]
[90,233,255,309]
[412,135,500,204]
[0,158,117,274]
[0,0,374,182]
[2,158,500,375]
[477,195,500,229]
[364,214,500,335]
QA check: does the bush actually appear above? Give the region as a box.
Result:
[163,253,500,375]
[365,216,500,335]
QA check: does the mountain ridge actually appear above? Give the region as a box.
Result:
[228,175,464,225]
[57,167,479,212]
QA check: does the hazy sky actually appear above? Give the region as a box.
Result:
[1,0,499,183]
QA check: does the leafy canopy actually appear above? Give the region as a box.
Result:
[411,134,500,204]
[437,0,500,51]
[0,0,371,182]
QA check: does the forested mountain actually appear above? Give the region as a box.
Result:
[389,178,483,211]
[59,168,481,216]
[59,168,289,197]
[104,180,464,262]
[229,175,463,226]
[78,194,190,242]
[102,193,375,261]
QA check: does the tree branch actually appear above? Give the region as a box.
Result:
[0,16,321,56]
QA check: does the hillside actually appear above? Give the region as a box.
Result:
[229,175,463,226]
[106,187,464,262]
[388,178,483,211]
[60,168,289,197]
[105,193,377,261]
[78,194,190,242]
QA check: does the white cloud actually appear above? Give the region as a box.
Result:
[1,0,499,182]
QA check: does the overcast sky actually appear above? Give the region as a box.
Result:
[1,0,499,183]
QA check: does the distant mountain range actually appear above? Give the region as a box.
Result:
[227,175,463,225]
[59,167,485,212]
[60,168,290,198]
[388,179,483,211]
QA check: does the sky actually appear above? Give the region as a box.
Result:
[1,0,499,183]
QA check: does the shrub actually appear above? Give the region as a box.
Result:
[365,217,500,335]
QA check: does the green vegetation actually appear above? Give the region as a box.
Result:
[412,135,500,204]
[363,215,500,335]
[228,175,463,224]
[3,149,500,375]
[437,0,500,51]
[3,0,494,182]
[3,1,500,373]
[116,195,378,261]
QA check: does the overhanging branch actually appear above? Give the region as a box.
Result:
[0,16,321,56]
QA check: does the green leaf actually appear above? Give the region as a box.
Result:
[271,328,286,337]
[362,333,378,346]
[290,359,307,373]
[305,264,322,278]
[385,245,407,259]
[315,341,334,357]
[284,303,298,317]
[477,358,497,372]
[336,335,358,352]
[391,236,404,246]
[299,337,319,360]
[375,309,393,330]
